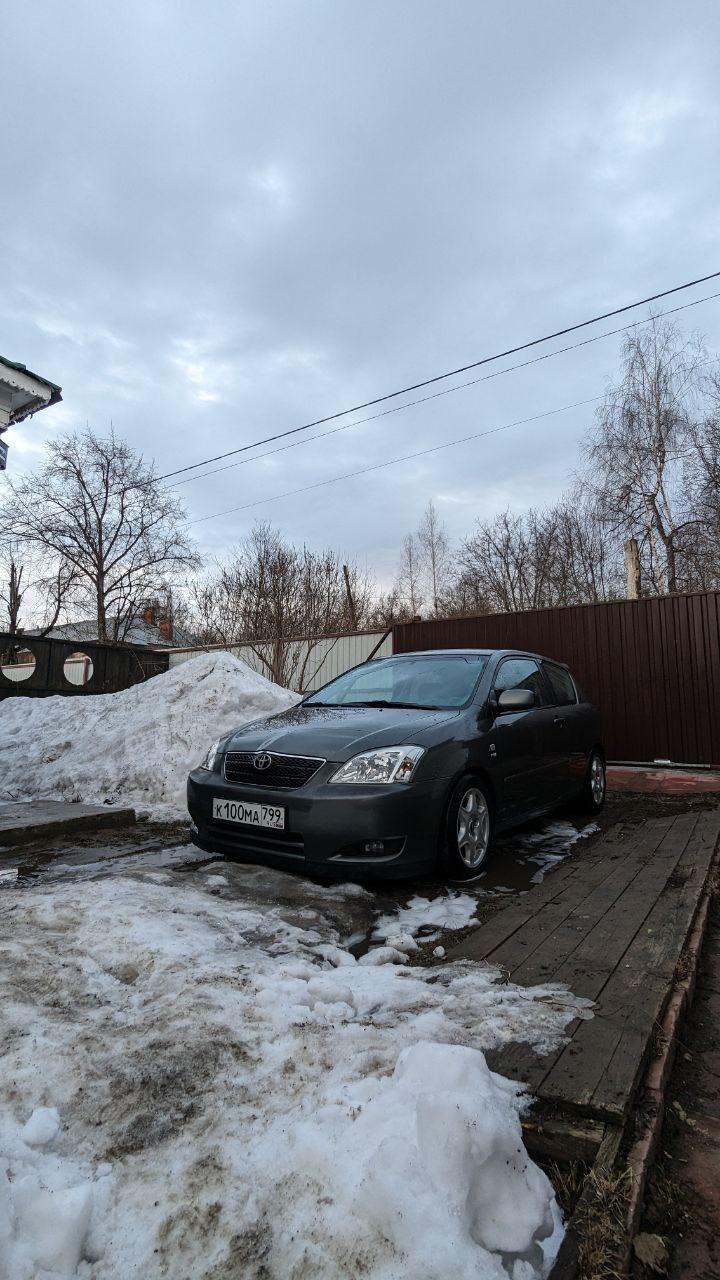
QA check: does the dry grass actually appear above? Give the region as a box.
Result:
[542,1159,587,1216]
[572,1163,632,1280]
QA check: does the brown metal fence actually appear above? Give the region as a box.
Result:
[392,592,720,767]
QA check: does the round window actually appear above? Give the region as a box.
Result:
[1,648,37,682]
[63,650,94,687]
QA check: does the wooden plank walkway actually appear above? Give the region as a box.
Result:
[448,811,720,1154]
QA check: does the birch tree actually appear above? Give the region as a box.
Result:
[585,318,708,594]
[417,500,450,616]
[395,533,424,615]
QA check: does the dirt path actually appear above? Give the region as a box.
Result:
[633,887,720,1279]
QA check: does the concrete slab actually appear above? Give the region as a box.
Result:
[0,801,136,847]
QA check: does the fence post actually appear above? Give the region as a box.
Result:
[624,538,641,600]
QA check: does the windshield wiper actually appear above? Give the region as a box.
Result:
[337,699,443,710]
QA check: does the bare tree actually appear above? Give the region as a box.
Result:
[395,533,424,615]
[585,317,709,595]
[368,586,415,627]
[189,523,375,688]
[0,533,79,637]
[546,495,624,604]
[681,369,720,589]
[417,500,451,616]
[438,568,489,619]
[457,509,551,612]
[454,495,623,615]
[0,550,24,635]
[1,428,199,642]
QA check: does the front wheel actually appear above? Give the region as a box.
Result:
[581,750,606,814]
[440,775,493,879]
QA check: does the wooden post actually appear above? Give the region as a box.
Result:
[624,537,641,600]
[342,564,358,631]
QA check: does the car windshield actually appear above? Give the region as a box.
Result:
[304,653,488,710]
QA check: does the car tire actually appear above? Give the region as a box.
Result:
[440,774,493,879]
[581,749,606,814]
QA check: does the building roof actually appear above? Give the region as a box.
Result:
[0,356,62,428]
[29,615,190,649]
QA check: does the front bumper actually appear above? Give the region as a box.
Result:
[186,764,449,878]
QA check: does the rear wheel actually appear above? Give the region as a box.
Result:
[441,775,493,879]
[581,750,606,814]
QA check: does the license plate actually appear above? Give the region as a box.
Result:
[212,798,286,830]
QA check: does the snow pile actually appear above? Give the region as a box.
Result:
[347,1043,561,1267]
[0,864,592,1278]
[0,1116,106,1280]
[0,652,297,819]
[20,1107,60,1148]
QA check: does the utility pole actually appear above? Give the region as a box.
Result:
[624,537,641,600]
[342,563,358,631]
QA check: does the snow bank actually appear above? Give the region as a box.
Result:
[0,867,592,1278]
[0,652,297,819]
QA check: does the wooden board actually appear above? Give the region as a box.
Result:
[449,811,720,1131]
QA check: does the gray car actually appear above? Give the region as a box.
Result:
[187,648,605,879]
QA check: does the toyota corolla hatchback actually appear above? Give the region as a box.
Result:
[187,648,605,879]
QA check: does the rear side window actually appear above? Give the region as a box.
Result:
[494,658,549,707]
[543,662,578,706]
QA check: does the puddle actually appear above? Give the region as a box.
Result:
[348,815,599,958]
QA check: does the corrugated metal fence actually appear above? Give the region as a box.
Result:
[168,629,393,691]
[393,592,720,767]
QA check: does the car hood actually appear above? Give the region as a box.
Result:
[223,703,460,761]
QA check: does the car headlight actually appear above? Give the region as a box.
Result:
[199,738,221,771]
[329,745,425,785]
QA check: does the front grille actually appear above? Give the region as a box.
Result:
[224,751,324,789]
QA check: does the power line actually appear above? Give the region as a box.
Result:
[158,268,720,483]
[170,288,720,489]
[190,346,720,527]
[189,396,601,526]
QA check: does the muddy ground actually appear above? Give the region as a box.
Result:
[632,886,720,1280]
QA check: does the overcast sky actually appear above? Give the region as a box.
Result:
[2,1,719,586]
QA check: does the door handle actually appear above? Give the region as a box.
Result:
[554,715,566,727]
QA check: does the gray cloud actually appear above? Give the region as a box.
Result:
[2,0,719,583]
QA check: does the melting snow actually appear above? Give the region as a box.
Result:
[0,865,592,1278]
[372,891,479,942]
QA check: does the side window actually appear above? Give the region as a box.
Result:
[542,662,578,706]
[493,658,548,707]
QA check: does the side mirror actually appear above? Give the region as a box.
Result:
[497,687,535,713]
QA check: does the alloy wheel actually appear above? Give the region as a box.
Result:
[456,786,490,869]
[590,754,605,805]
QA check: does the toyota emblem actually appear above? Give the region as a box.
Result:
[253,752,273,771]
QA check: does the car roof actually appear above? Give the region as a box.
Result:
[397,647,547,661]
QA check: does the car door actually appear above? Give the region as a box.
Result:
[541,660,588,798]
[489,656,561,823]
